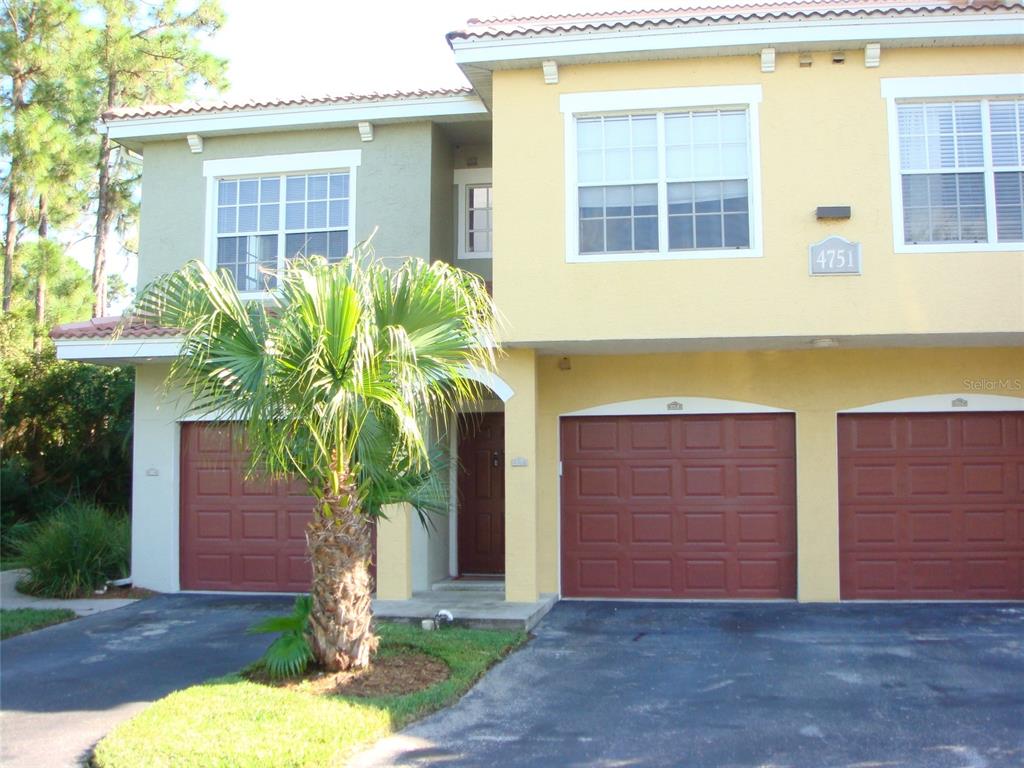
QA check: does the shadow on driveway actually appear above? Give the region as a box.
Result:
[0,593,292,768]
[353,601,1024,768]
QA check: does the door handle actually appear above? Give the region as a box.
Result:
[492,451,501,467]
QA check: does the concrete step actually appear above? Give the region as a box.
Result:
[431,579,504,593]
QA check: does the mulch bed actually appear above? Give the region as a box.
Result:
[249,649,450,698]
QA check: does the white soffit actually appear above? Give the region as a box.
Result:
[54,338,183,363]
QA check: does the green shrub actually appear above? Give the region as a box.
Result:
[12,502,130,598]
[1,352,133,541]
[248,595,314,678]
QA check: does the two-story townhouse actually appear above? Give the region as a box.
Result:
[54,1,1023,608]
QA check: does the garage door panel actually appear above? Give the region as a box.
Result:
[839,413,1023,600]
[629,465,674,498]
[562,414,796,599]
[628,419,673,451]
[907,462,953,496]
[845,463,900,498]
[631,511,674,543]
[682,558,730,594]
[907,418,955,450]
[572,465,621,499]
[575,557,622,591]
[632,559,673,591]
[569,419,620,455]
[574,510,620,545]
[195,553,232,585]
[737,558,784,592]
[181,423,377,592]
[908,510,956,544]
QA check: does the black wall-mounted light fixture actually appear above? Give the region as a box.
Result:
[816,206,852,220]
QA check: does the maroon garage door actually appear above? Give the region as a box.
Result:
[839,413,1024,600]
[561,414,797,599]
[180,424,377,592]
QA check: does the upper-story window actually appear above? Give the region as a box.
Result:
[455,168,493,260]
[883,74,1023,253]
[562,85,763,263]
[203,150,361,294]
[897,100,1023,244]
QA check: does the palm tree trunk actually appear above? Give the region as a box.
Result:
[306,491,378,671]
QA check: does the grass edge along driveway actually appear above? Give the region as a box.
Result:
[0,608,77,639]
[92,622,526,768]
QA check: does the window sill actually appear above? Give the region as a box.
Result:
[457,253,493,261]
[567,247,762,264]
[894,241,1024,254]
[237,290,278,302]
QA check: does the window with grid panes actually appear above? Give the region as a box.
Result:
[215,170,351,291]
[897,98,1024,244]
[466,184,493,255]
[576,108,751,255]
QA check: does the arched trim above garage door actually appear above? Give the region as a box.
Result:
[841,392,1024,413]
[563,396,790,417]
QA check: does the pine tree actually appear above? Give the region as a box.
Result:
[1,0,93,330]
[89,0,226,317]
[1,0,89,313]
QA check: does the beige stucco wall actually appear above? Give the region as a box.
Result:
[496,346,1024,603]
[137,121,438,289]
[130,364,182,591]
[491,46,1024,344]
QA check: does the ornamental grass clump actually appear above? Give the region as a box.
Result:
[13,501,129,598]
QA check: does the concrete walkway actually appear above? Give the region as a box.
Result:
[1,570,138,616]
[376,581,557,631]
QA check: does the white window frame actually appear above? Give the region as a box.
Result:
[882,73,1024,254]
[202,150,361,297]
[561,84,763,263]
[454,167,493,260]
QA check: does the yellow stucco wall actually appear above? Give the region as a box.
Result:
[492,346,1023,602]
[491,47,1024,344]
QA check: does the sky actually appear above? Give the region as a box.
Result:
[207,0,666,101]
[94,0,732,307]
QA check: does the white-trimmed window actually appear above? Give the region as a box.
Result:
[882,74,1024,253]
[203,150,360,293]
[455,168,492,259]
[562,85,763,263]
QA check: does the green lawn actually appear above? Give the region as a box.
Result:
[93,623,526,768]
[0,608,77,639]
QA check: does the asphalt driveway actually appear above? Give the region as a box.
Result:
[354,601,1024,768]
[0,594,292,768]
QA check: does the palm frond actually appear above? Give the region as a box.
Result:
[130,247,499,521]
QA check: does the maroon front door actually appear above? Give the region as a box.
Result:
[457,413,505,575]
[839,412,1024,600]
[561,414,797,599]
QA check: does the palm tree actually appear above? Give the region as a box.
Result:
[132,245,498,670]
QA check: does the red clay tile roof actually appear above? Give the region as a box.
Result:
[103,86,475,121]
[447,0,1022,40]
[50,316,181,341]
